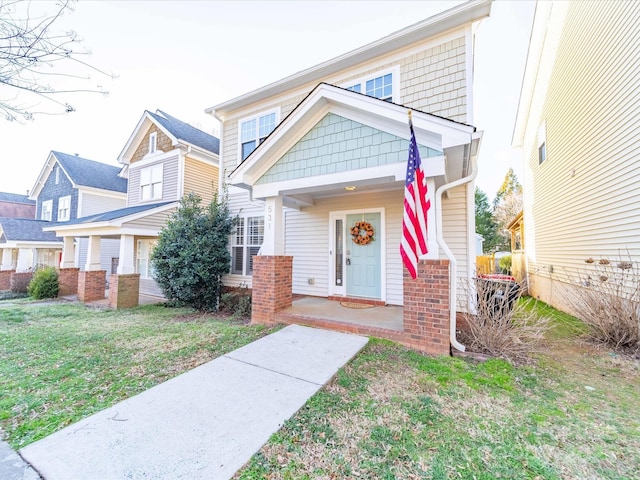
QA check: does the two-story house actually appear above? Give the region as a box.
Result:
[206,0,491,355]
[512,0,640,311]
[44,110,220,307]
[0,152,126,278]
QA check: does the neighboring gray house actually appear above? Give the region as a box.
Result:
[0,151,127,274]
[45,110,220,305]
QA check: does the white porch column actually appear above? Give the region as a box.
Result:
[1,249,13,270]
[85,235,102,271]
[61,237,75,268]
[262,196,284,255]
[117,235,136,274]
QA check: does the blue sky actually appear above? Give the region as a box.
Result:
[0,0,535,200]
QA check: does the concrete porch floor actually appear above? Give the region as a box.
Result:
[279,296,403,331]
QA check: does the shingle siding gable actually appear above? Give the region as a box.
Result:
[130,126,174,164]
[37,165,78,222]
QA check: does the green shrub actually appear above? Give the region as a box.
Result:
[27,266,59,299]
[220,287,252,319]
[151,192,236,312]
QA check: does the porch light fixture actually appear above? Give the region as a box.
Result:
[344,186,356,191]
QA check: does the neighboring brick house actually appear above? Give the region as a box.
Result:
[0,152,126,275]
[512,0,640,311]
[206,0,491,354]
[45,110,220,306]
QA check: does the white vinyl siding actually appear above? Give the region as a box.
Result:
[79,192,126,217]
[521,0,640,305]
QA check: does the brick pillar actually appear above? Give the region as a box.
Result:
[78,270,106,302]
[251,256,293,325]
[108,274,140,309]
[11,272,33,293]
[403,259,451,356]
[0,269,15,290]
[58,268,79,296]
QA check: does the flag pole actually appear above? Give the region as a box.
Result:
[407,109,412,124]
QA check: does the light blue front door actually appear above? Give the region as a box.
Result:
[346,213,381,299]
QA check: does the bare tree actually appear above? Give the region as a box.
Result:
[0,0,114,121]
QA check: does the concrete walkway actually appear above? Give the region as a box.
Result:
[19,325,369,480]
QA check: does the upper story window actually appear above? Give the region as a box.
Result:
[149,132,158,154]
[41,200,52,221]
[231,216,264,275]
[538,121,547,165]
[239,109,279,162]
[344,67,399,102]
[55,166,60,185]
[57,195,71,222]
[140,164,163,201]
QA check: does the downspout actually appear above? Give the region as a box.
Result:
[434,137,479,352]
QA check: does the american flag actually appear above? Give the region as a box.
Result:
[401,115,430,279]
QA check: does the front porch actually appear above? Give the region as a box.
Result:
[277,296,403,336]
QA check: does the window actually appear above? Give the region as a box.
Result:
[57,195,71,221]
[140,164,163,201]
[55,166,60,185]
[137,239,157,278]
[239,110,278,161]
[538,121,547,165]
[231,216,264,275]
[343,68,398,102]
[149,132,157,154]
[41,200,52,221]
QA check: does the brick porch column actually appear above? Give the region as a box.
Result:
[251,256,293,325]
[58,268,79,296]
[78,270,106,302]
[0,269,15,290]
[403,259,451,356]
[108,273,140,309]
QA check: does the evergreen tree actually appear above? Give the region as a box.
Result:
[475,187,500,253]
[151,192,236,312]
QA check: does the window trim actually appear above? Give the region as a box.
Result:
[538,121,547,165]
[139,163,163,202]
[341,66,400,103]
[149,132,158,154]
[57,195,71,222]
[41,200,53,221]
[237,107,280,164]
[231,215,264,276]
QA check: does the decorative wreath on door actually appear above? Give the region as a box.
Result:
[351,221,375,245]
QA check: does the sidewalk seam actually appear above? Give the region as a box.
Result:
[222,354,323,387]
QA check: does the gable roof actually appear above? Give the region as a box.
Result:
[29,151,128,199]
[118,110,219,165]
[53,151,128,193]
[0,217,60,243]
[230,83,480,203]
[151,110,220,154]
[0,192,35,205]
[206,0,492,117]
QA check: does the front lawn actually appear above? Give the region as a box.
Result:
[236,299,640,479]
[0,302,275,448]
[1,298,638,479]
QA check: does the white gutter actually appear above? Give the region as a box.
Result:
[434,132,482,352]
